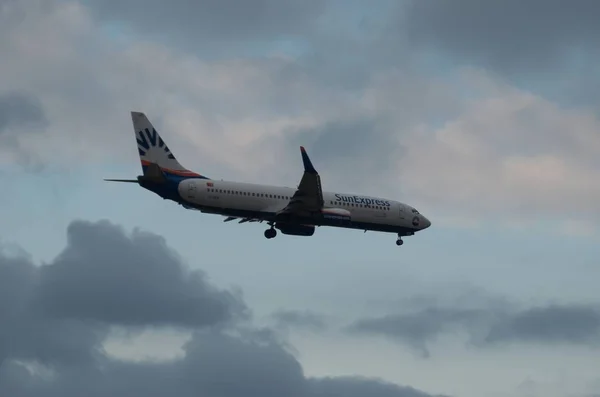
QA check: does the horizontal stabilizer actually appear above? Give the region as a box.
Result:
[104,179,139,183]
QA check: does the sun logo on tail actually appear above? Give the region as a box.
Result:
[136,128,176,159]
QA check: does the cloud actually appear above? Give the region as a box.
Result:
[485,304,600,345]
[0,219,246,369]
[0,219,444,397]
[0,91,45,134]
[403,0,600,75]
[34,220,248,328]
[89,0,327,46]
[0,247,108,368]
[347,295,600,357]
[3,0,600,230]
[309,376,448,397]
[348,307,490,358]
[271,309,328,332]
[0,91,47,168]
[395,69,600,224]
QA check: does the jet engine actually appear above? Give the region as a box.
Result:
[276,223,316,236]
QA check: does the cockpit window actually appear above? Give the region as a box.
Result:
[411,208,420,214]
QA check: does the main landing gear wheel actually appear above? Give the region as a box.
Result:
[396,238,404,246]
[264,228,277,239]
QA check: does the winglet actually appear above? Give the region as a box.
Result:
[300,146,317,174]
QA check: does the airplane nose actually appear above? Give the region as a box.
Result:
[421,216,431,229]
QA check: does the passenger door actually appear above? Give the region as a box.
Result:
[398,204,406,220]
[186,180,196,201]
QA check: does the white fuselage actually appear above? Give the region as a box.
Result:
[177,178,429,233]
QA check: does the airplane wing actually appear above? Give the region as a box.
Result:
[277,146,324,219]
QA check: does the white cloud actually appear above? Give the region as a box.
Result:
[396,68,600,228]
[2,0,600,232]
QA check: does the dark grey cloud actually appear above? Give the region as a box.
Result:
[271,309,328,331]
[34,220,248,328]
[1,328,445,397]
[485,304,600,345]
[402,0,600,75]
[348,307,493,358]
[0,219,444,397]
[0,91,46,134]
[0,219,246,368]
[0,91,47,170]
[0,249,108,368]
[348,299,600,357]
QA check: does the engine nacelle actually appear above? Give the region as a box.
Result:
[276,224,316,236]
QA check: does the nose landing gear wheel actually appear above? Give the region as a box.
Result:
[396,238,404,246]
[264,228,277,239]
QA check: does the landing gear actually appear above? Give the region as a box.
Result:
[264,227,277,239]
[395,233,404,246]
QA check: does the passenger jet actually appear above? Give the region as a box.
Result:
[105,112,431,246]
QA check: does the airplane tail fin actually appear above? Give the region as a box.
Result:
[131,111,208,179]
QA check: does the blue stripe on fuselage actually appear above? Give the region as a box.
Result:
[139,165,207,202]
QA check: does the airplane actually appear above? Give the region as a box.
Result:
[105,112,432,246]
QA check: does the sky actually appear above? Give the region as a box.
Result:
[1,0,600,396]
